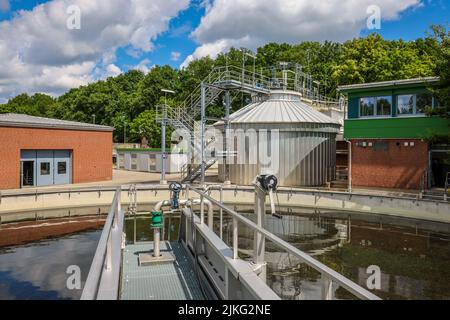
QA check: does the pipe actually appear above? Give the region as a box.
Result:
[345,139,352,193]
[153,198,214,255]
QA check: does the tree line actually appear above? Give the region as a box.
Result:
[1,26,448,146]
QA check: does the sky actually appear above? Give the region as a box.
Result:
[0,0,448,102]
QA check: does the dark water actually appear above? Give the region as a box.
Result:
[1,210,449,300]
[226,210,450,300]
[0,229,101,300]
[125,211,450,300]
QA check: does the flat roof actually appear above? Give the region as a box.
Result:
[0,113,114,132]
[337,77,440,92]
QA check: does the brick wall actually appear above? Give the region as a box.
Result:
[0,126,113,190]
[351,139,428,190]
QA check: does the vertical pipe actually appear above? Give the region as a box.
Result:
[254,186,267,282]
[161,120,167,184]
[200,83,206,185]
[224,91,231,184]
[347,140,352,192]
[220,187,224,240]
[153,228,161,257]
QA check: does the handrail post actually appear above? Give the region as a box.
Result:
[322,275,334,300]
[219,187,223,240]
[114,186,121,229]
[232,217,238,259]
[200,193,205,225]
[106,232,112,270]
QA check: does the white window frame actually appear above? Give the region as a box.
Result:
[359,96,392,118]
[397,93,434,117]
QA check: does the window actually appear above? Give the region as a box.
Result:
[397,93,433,116]
[397,95,414,115]
[416,93,433,114]
[360,96,391,117]
[376,96,392,116]
[360,97,375,117]
[57,162,67,174]
[40,162,50,175]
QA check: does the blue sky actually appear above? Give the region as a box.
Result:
[0,0,448,101]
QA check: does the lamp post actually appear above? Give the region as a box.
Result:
[160,89,175,185]
[242,50,257,86]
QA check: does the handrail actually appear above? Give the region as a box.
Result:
[189,186,381,300]
[81,186,123,300]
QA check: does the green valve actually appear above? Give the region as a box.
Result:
[151,211,163,228]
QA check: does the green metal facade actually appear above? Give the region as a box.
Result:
[342,82,449,139]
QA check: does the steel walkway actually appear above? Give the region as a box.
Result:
[120,241,205,300]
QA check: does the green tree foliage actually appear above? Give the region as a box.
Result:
[428,25,450,118]
[1,30,447,147]
[129,110,162,148]
[332,34,436,85]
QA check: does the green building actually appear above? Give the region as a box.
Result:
[338,77,449,190]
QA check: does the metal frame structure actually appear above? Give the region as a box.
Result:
[156,64,346,184]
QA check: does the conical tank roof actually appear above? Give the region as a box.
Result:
[223,90,340,125]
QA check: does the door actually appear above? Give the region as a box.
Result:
[36,150,54,186]
[53,150,71,185]
[21,161,35,187]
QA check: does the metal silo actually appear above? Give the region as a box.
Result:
[215,90,341,187]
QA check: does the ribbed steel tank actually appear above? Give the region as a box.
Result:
[215,90,341,187]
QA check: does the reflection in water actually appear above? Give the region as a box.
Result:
[221,209,450,300]
[0,229,101,300]
[1,209,449,300]
[126,210,450,300]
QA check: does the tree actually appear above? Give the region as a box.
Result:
[332,34,435,86]
[129,110,169,148]
[427,25,450,118]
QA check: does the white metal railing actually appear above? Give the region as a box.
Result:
[188,186,381,300]
[81,186,123,300]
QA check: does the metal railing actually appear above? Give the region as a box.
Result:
[81,186,123,300]
[189,186,381,300]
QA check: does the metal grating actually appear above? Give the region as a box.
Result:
[120,242,205,300]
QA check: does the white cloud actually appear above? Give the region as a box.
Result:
[0,0,190,100]
[105,64,122,77]
[170,51,181,61]
[0,0,9,13]
[131,59,154,74]
[181,0,422,68]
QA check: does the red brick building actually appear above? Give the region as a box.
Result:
[0,113,113,190]
[339,78,449,190]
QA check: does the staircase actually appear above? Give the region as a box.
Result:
[157,65,344,183]
[181,159,218,184]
